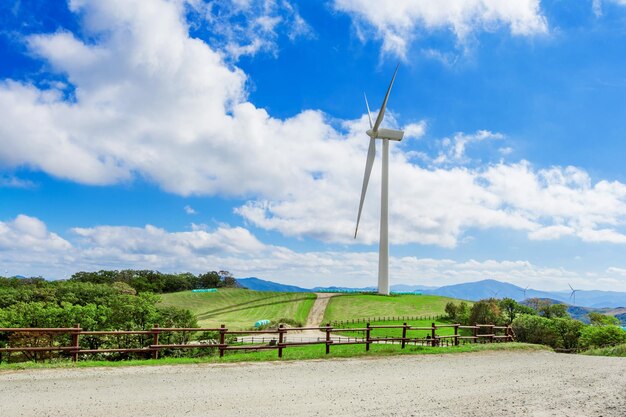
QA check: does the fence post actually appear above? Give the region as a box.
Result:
[71,323,80,363]
[401,322,407,349]
[489,325,495,343]
[365,322,371,351]
[454,324,459,346]
[473,324,478,344]
[151,324,159,360]
[431,323,436,347]
[219,324,226,358]
[325,323,331,355]
[278,324,284,358]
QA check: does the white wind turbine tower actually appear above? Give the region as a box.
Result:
[354,65,404,295]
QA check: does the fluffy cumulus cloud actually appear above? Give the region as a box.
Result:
[2,214,625,291]
[332,0,548,57]
[2,0,626,253]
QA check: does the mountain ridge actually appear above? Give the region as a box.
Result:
[236,277,626,309]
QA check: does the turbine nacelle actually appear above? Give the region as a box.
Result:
[366,128,404,141]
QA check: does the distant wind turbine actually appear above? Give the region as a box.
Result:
[518,285,529,300]
[489,289,500,299]
[354,65,405,296]
[568,283,580,306]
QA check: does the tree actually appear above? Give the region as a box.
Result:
[197,271,221,289]
[588,312,620,326]
[445,302,458,320]
[499,298,535,324]
[469,299,501,325]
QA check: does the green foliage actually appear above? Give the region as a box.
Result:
[512,314,559,347]
[551,317,584,350]
[469,299,501,325]
[579,326,626,350]
[512,314,585,350]
[588,312,620,326]
[525,298,569,319]
[582,343,626,357]
[498,298,535,324]
[444,302,457,320]
[70,269,239,294]
[445,301,470,324]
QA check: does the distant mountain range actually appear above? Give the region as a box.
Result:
[236,277,626,309]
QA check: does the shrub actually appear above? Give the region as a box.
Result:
[551,318,584,350]
[588,312,620,327]
[579,326,626,350]
[512,314,558,347]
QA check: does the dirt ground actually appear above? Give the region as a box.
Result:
[1,350,625,416]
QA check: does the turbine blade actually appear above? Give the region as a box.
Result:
[568,283,574,292]
[355,137,376,238]
[372,63,399,132]
[364,93,373,129]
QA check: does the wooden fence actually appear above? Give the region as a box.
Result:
[331,314,443,327]
[0,322,514,363]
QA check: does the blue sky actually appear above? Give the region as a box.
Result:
[2,0,626,291]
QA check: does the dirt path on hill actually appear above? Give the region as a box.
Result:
[305,292,339,327]
[2,350,625,416]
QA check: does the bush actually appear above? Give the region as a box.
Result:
[551,318,584,350]
[512,314,558,347]
[579,326,626,350]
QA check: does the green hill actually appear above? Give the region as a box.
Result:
[159,289,316,329]
[323,293,467,323]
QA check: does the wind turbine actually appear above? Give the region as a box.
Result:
[568,283,580,306]
[489,289,500,299]
[518,285,529,300]
[354,65,404,295]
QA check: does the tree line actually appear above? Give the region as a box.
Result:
[0,270,241,362]
[69,269,239,293]
[445,297,626,351]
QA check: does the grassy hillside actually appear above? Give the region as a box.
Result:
[323,293,467,323]
[159,289,316,329]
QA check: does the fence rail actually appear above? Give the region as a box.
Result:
[0,322,514,363]
[331,314,443,327]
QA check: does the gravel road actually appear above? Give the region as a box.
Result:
[1,350,625,416]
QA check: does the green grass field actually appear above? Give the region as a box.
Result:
[336,319,458,339]
[0,343,548,371]
[323,293,467,323]
[159,289,316,329]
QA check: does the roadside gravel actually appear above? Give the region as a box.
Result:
[1,350,625,416]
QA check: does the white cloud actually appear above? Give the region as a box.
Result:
[403,121,427,140]
[332,0,548,57]
[190,0,313,59]
[184,205,197,215]
[593,0,603,16]
[0,215,71,253]
[0,175,35,188]
[433,129,503,164]
[1,214,625,291]
[1,0,626,251]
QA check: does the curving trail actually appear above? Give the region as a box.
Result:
[305,292,339,328]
